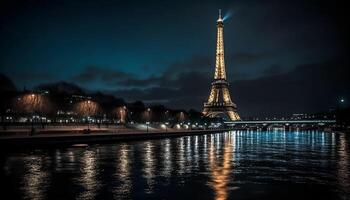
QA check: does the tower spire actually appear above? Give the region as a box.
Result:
[218,9,223,22]
[215,9,226,80]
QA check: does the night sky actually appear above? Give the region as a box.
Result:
[0,0,349,117]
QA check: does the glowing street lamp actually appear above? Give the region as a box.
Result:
[29,93,38,135]
[164,110,169,122]
[338,98,346,110]
[146,108,151,132]
[30,93,37,133]
[147,107,151,121]
[86,100,91,130]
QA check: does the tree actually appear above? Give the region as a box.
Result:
[73,100,99,130]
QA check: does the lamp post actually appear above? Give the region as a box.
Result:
[119,109,123,123]
[146,121,150,133]
[87,100,91,131]
[123,106,127,124]
[30,94,35,135]
[30,93,40,135]
[165,122,169,132]
[147,108,151,132]
[340,98,345,109]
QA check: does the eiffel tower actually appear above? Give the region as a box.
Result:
[203,10,241,121]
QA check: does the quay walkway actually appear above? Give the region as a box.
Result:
[0,128,230,148]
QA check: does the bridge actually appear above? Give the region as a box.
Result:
[224,120,336,126]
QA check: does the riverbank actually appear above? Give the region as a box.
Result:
[0,128,231,148]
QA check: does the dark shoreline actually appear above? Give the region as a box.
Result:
[0,129,231,149]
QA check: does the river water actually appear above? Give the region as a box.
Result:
[1,130,349,200]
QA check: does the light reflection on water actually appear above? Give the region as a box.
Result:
[113,144,132,199]
[142,141,155,194]
[208,132,233,200]
[161,139,172,179]
[77,150,100,200]
[21,155,50,200]
[1,130,350,200]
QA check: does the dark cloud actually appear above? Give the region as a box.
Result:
[117,75,165,88]
[228,52,268,65]
[72,66,134,85]
[233,58,350,116]
[109,71,210,106]
[263,64,283,75]
[108,58,349,117]
[164,55,212,75]
[163,52,268,76]
[12,72,54,82]
[115,51,267,88]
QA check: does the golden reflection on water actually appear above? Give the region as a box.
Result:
[203,135,208,161]
[22,156,50,200]
[114,144,132,197]
[77,150,99,200]
[6,130,349,199]
[208,132,234,200]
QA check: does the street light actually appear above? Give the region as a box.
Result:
[165,122,169,132]
[338,98,346,110]
[164,110,169,121]
[21,93,41,135]
[146,121,150,133]
[87,100,91,131]
[30,93,37,135]
[146,108,151,133]
[147,107,151,121]
[122,106,127,124]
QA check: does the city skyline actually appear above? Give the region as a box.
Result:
[0,0,349,117]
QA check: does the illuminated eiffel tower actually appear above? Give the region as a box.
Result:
[203,10,240,121]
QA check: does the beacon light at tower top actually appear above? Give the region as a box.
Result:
[223,10,233,21]
[218,9,233,22]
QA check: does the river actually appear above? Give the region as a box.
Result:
[1,130,349,200]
